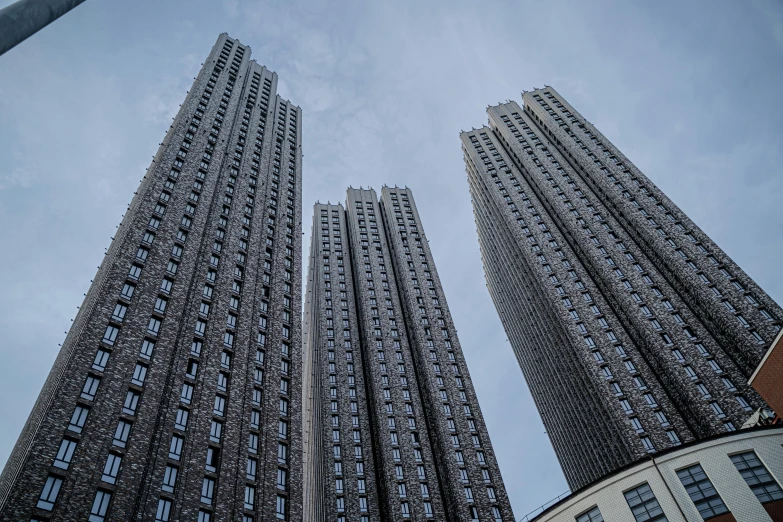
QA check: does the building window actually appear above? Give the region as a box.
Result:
[131,364,147,386]
[731,451,783,504]
[37,475,63,510]
[102,325,119,345]
[123,390,140,415]
[53,438,78,470]
[676,464,728,519]
[624,483,667,522]
[169,435,184,460]
[101,453,122,484]
[81,375,101,401]
[147,317,161,336]
[113,420,131,447]
[112,303,128,322]
[155,499,172,521]
[69,405,89,433]
[576,506,604,522]
[244,485,255,510]
[162,465,178,493]
[92,349,110,371]
[205,447,219,472]
[88,490,112,521]
[276,495,286,519]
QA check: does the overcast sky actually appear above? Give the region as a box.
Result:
[1,0,782,517]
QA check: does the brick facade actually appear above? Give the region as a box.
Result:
[0,33,303,522]
[462,87,782,491]
[749,330,783,417]
[303,188,514,522]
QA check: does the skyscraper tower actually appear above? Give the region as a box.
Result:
[0,34,303,522]
[462,87,782,490]
[303,187,514,522]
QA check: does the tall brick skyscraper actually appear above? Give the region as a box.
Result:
[462,87,782,490]
[0,34,303,521]
[303,187,514,522]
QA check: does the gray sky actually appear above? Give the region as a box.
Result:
[1,0,782,516]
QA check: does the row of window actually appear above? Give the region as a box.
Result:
[530,92,777,344]
[502,112,755,429]
[572,450,782,522]
[352,199,444,518]
[320,246,373,517]
[158,41,243,522]
[389,205,502,517]
[156,43,294,522]
[471,123,744,442]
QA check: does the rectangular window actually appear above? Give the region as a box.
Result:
[180,383,193,404]
[88,490,111,522]
[37,475,63,510]
[205,447,219,472]
[147,317,161,336]
[123,390,140,415]
[247,458,258,481]
[731,451,783,503]
[81,375,101,401]
[102,325,119,345]
[92,349,110,371]
[121,282,136,299]
[154,297,168,314]
[155,499,171,522]
[676,464,728,519]
[112,303,127,322]
[53,439,77,469]
[169,435,184,460]
[624,483,667,522]
[210,420,223,443]
[101,453,122,484]
[201,477,215,504]
[213,395,225,416]
[140,339,155,360]
[131,364,147,386]
[69,405,89,433]
[162,465,178,493]
[244,485,255,510]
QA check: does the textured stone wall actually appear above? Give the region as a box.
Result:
[344,188,447,521]
[0,33,303,522]
[463,128,642,489]
[461,89,781,491]
[302,203,382,522]
[379,187,515,522]
[523,87,782,376]
[302,188,515,522]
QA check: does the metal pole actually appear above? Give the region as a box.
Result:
[0,0,87,57]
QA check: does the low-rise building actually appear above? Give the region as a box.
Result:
[526,426,783,522]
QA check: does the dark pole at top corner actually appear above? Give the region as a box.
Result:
[0,0,87,57]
